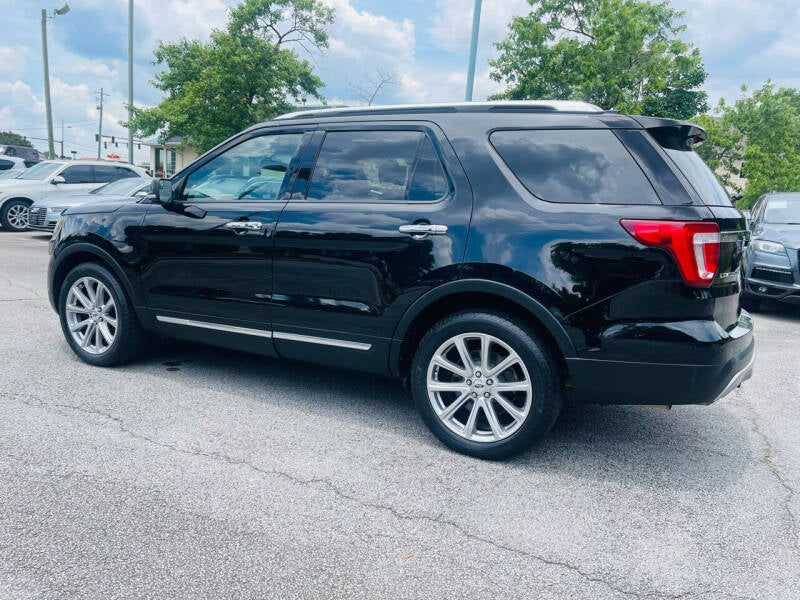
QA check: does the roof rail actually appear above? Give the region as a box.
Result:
[273,100,605,121]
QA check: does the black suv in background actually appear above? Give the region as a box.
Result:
[47,101,754,459]
[0,144,41,167]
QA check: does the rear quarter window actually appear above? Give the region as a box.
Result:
[490,129,660,205]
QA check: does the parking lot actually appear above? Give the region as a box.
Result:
[0,230,798,599]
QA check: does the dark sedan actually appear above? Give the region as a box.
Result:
[743,192,800,308]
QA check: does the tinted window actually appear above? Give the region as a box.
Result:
[663,148,732,206]
[61,165,95,184]
[307,131,447,202]
[94,165,138,183]
[183,133,303,202]
[490,129,659,204]
[0,159,13,170]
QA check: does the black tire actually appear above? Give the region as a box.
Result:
[58,262,147,367]
[0,199,31,231]
[411,311,563,460]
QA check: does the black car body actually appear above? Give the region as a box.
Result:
[47,101,755,458]
[742,192,800,306]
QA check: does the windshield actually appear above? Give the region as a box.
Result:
[664,148,732,206]
[17,161,63,181]
[91,177,149,196]
[764,197,800,224]
[0,169,23,180]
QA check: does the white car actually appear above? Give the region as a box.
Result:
[0,156,27,180]
[0,160,148,231]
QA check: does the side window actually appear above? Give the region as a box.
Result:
[0,159,12,171]
[306,130,447,202]
[183,133,304,202]
[60,165,95,184]
[94,165,122,183]
[490,129,660,205]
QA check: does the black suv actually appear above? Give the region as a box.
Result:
[47,101,754,459]
[0,144,41,167]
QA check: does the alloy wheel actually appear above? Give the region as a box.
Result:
[6,203,29,230]
[65,277,118,355]
[426,332,532,443]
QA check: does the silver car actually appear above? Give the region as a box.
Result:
[28,177,153,232]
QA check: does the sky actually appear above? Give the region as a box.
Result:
[1,0,799,165]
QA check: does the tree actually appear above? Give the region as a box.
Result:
[349,69,398,106]
[489,0,708,119]
[127,0,334,153]
[694,82,800,208]
[0,131,34,148]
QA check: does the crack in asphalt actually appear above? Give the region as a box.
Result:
[0,273,44,300]
[9,393,718,600]
[741,398,800,557]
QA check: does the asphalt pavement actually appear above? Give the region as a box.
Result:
[1,230,799,599]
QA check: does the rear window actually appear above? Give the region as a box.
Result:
[663,148,732,207]
[307,130,448,202]
[490,129,659,205]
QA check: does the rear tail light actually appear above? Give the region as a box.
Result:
[621,220,721,288]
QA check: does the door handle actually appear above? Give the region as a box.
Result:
[224,221,264,231]
[398,224,448,236]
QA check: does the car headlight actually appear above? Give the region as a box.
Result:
[752,239,787,255]
[47,206,67,215]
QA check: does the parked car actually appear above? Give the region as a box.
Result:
[0,144,41,167]
[0,156,27,180]
[28,177,153,233]
[47,101,754,459]
[0,160,148,231]
[741,192,800,308]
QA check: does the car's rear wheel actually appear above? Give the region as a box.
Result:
[1,199,31,231]
[411,311,562,460]
[58,263,147,366]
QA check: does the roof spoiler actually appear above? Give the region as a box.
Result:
[630,115,707,150]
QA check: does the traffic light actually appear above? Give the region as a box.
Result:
[95,134,99,142]
[111,136,115,144]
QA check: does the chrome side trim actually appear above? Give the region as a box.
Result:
[715,348,756,402]
[273,331,372,351]
[155,316,272,338]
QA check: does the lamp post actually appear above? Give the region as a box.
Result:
[41,3,70,159]
[127,0,134,164]
[464,0,482,102]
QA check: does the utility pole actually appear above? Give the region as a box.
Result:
[127,0,134,164]
[464,0,483,102]
[96,88,109,160]
[41,9,55,158]
[60,119,64,158]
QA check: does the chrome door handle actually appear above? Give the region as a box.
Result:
[224,221,264,231]
[398,224,448,236]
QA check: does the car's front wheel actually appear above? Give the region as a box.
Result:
[1,199,31,231]
[58,263,147,366]
[411,311,562,460]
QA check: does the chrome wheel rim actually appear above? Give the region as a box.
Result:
[427,333,532,443]
[7,203,29,229]
[65,277,118,355]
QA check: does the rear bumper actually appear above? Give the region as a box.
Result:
[567,316,755,406]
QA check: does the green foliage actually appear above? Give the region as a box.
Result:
[127,0,334,153]
[489,0,708,119]
[695,82,800,208]
[0,131,34,148]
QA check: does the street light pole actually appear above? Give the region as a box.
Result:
[127,0,134,164]
[464,0,483,102]
[40,9,55,159]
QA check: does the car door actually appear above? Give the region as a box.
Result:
[54,164,102,196]
[139,129,309,356]
[271,124,473,374]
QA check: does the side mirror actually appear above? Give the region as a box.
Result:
[731,192,743,202]
[51,175,66,185]
[151,178,174,204]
